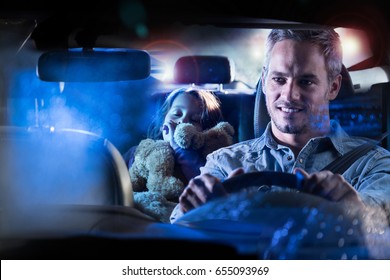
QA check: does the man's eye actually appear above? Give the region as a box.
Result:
[300,80,313,86]
[272,77,286,84]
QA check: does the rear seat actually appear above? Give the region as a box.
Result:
[216,93,255,143]
[166,55,256,143]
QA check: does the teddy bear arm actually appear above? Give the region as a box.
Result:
[129,164,148,192]
[146,176,185,201]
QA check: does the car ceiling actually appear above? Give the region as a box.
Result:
[1,0,390,68]
[1,0,389,26]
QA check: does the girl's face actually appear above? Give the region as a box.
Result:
[162,93,204,143]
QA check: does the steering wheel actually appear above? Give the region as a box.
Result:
[221,171,304,193]
[174,171,369,259]
[177,171,341,223]
[217,171,362,210]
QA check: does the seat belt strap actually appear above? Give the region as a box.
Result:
[322,131,389,174]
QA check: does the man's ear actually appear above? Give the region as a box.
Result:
[328,74,342,101]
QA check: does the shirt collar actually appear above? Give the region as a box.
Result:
[325,120,350,155]
[263,122,278,149]
[261,120,349,155]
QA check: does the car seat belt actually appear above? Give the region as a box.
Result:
[321,131,389,174]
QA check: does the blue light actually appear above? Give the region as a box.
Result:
[9,67,160,153]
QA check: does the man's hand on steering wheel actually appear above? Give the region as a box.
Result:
[293,167,365,207]
[179,168,244,213]
[179,167,365,214]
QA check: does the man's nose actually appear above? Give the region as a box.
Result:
[282,82,299,100]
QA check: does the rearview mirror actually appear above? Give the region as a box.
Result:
[37,48,151,82]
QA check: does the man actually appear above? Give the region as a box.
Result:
[170,29,390,222]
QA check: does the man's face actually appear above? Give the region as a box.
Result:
[263,39,338,137]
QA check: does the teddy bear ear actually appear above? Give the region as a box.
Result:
[198,121,235,157]
[219,122,235,136]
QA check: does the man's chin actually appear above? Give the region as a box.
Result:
[274,122,303,134]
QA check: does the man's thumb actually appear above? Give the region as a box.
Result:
[227,167,245,179]
[293,167,309,179]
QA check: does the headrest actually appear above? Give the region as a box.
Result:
[0,126,133,207]
[337,64,355,99]
[173,55,235,84]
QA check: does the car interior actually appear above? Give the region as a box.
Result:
[1,0,390,260]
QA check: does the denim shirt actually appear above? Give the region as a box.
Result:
[170,120,390,223]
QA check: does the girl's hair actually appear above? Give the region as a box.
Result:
[147,87,223,139]
[263,29,343,82]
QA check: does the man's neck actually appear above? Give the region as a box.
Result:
[271,123,331,157]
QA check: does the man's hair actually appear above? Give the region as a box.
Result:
[147,87,223,139]
[264,29,343,82]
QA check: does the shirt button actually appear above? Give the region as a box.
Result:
[299,158,303,163]
[287,155,292,161]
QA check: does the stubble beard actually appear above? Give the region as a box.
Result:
[272,117,306,135]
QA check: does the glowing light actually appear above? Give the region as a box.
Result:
[158,62,172,82]
[59,82,65,93]
[250,35,266,60]
[341,36,361,56]
[142,40,193,83]
[335,27,372,67]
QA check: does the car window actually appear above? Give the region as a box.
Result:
[5,22,384,151]
[1,0,390,268]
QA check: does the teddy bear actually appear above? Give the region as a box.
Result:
[129,121,235,223]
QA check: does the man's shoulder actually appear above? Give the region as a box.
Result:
[341,135,390,157]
